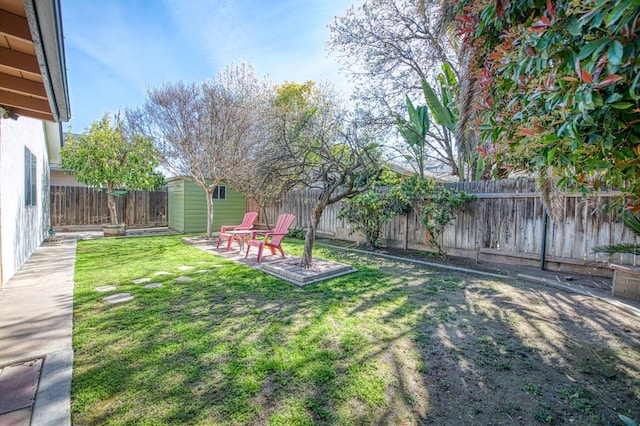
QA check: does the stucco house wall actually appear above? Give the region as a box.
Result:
[0,0,71,286]
[0,117,51,285]
[49,130,86,187]
[50,169,86,187]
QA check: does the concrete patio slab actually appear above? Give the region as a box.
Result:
[0,239,75,365]
[182,237,356,285]
[0,359,41,414]
[31,350,73,425]
[260,257,356,286]
[0,406,32,426]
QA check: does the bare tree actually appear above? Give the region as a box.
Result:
[130,63,266,237]
[268,82,383,267]
[230,118,288,229]
[329,0,464,178]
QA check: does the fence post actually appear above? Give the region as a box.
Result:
[404,213,409,250]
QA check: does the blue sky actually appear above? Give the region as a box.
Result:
[61,0,354,132]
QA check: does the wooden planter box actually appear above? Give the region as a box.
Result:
[610,264,640,301]
[102,224,127,237]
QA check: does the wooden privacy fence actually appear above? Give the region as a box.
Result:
[50,185,168,228]
[249,179,637,275]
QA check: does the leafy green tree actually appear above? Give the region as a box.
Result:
[338,173,429,249]
[61,113,161,225]
[450,0,640,199]
[420,184,476,255]
[395,61,482,180]
[338,190,396,249]
[421,64,477,180]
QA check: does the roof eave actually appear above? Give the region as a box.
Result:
[23,0,70,122]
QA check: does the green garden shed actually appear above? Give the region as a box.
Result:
[167,177,246,233]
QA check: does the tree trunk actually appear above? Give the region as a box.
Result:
[300,203,324,268]
[107,183,118,225]
[261,206,270,229]
[206,187,215,239]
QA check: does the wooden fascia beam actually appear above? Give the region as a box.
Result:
[0,46,41,76]
[0,89,51,114]
[9,106,54,121]
[0,73,47,98]
[0,10,32,43]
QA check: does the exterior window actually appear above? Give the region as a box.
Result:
[212,185,226,200]
[24,148,37,207]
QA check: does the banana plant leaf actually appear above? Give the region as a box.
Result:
[593,210,640,254]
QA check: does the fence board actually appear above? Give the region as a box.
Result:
[50,186,167,228]
[258,178,635,270]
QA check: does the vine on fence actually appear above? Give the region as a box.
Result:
[420,186,476,255]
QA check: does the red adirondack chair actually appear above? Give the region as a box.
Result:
[217,212,259,250]
[244,214,296,263]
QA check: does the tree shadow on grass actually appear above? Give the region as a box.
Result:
[71,237,640,425]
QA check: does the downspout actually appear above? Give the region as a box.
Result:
[540,208,548,270]
[58,121,64,146]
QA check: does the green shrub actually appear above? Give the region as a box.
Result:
[421,187,476,255]
[287,227,307,239]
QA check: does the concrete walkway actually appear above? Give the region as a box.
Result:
[0,237,76,426]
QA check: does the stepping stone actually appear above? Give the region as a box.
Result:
[178,266,195,271]
[194,270,211,273]
[175,276,192,282]
[104,293,134,303]
[144,283,163,289]
[154,271,172,276]
[95,285,117,292]
[132,278,151,284]
[197,261,208,264]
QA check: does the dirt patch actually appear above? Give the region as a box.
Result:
[318,238,613,292]
[315,240,640,424]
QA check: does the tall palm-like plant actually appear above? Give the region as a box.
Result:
[421,63,463,178]
[593,211,640,255]
[397,96,430,179]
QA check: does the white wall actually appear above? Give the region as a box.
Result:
[50,169,86,187]
[44,121,62,165]
[0,117,51,285]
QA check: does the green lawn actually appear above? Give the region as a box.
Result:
[71,235,640,425]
